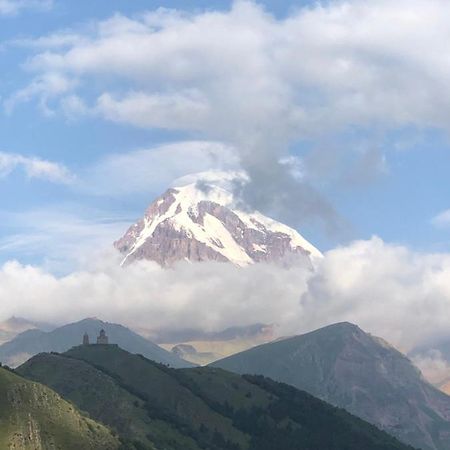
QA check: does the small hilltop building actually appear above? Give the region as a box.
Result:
[82,332,89,345]
[97,329,109,345]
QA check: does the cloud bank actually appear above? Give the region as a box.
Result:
[2,237,450,354]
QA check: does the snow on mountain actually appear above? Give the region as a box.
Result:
[114,173,322,267]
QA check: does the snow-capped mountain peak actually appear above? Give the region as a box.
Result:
[114,176,322,267]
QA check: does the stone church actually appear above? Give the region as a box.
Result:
[82,329,109,345]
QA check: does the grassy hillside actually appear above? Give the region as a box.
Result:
[0,365,119,449]
[18,344,416,450]
[64,344,247,449]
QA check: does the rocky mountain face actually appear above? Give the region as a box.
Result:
[0,317,193,369]
[0,366,119,449]
[212,322,450,450]
[18,344,415,450]
[114,179,321,267]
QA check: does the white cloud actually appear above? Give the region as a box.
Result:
[0,0,52,16]
[300,237,450,351]
[13,1,450,135]
[0,151,75,184]
[0,257,311,333]
[411,350,450,385]
[96,91,210,131]
[432,210,450,229]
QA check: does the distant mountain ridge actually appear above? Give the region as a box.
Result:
[115,174,321,267]
[154,323,276,365]
[0,316,54,345]
[212,322,450,450]
[0,318,193,368]
[151,323,275,344]
[18,343,415,450]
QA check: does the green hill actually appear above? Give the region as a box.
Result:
[0,365,119,449]
[18,344,416,450]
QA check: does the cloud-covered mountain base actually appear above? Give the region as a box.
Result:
[1,236,450,354]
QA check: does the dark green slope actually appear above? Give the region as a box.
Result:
[18,344,415,450]
[211,322,450,450]
[0,365,119,449]
[0,318,192,368]
[61,344,247,449]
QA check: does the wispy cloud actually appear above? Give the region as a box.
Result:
[0,0,52,16]
[4,73,76,116]
[432,210,450,229]
[0,151,75,184]
[80,141,239,197]
[0,207,131,273]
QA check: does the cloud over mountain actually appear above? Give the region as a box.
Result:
[2,236,450,354]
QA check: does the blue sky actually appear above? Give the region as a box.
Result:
[1,0,450,270]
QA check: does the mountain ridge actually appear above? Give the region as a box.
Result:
[0,317,193,368]
[211,322,450,450]
[0,316,54,345]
